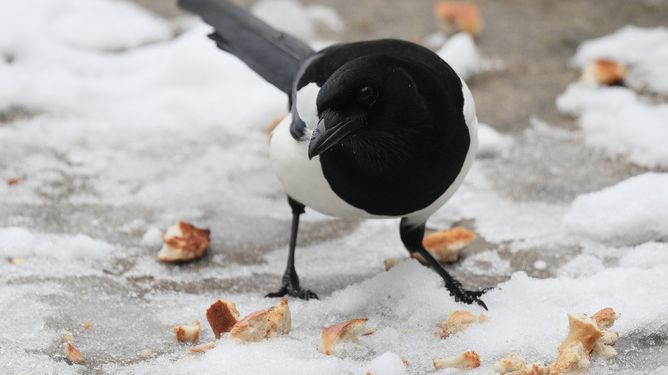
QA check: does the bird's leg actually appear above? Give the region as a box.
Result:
[265,197,318,300]
[399,218,488,310]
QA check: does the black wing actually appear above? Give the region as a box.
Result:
[178,0,315,94]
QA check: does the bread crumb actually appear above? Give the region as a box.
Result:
[63,343,85,364]
[494,352,548,375]
[321,318,370,355]
[206,300,240,339]
[174,320,201,343]
[581,59,625,86]
[441,310,487,338]
[157,221,210,263]
[433,350,481,370]
[9,257,26,266]
[62,331,74,343]
[433,1,483,37]
[6,177,23,186]
[83,322,93,330]
[416,227,476,264]
[190,341,216,353]
[497,308,619,375]
[383,257,400,271]
[229,298,291,342]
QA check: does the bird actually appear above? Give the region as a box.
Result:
[179,0,487,309]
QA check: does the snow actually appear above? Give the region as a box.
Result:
[437,32,482,80]
[556,83,668,168]
[252,0,345,40]
[571,26,668,95]
[558,26,668,169]
[563,173,668,246]
[477,123,513,157]
[0,227,113,260]
[366,352,407,375]
[1,0,668,374]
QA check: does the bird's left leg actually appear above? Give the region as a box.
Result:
[265,196,318,300]
[400,218,488,309]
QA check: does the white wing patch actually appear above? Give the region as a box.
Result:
[272,79,478,223]
[269,115,377,219]
[295,82,321,132]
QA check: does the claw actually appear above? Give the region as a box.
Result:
[265,287,288,298]
[451,287,490,310]
[295,288,319,300]
[265,285,318,300]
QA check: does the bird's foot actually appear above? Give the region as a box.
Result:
[446,281,490,310]
[265,284,319,300]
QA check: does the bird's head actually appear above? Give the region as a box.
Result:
[307,55,435,169]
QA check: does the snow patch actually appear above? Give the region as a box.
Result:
[477,123,513,157]
[437,32,481,80]
[564,173,668,245]
[557,254,605,278]
[572,26,668,95]
[252,0,345,40]
[0,227,113,259]
[366,352,407,375]
[557,83,668,168]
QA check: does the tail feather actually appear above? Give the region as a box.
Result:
[179,0,315,94]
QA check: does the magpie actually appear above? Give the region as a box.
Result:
[179,0,487,308]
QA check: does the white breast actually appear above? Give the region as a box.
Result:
[268,78,478,224]
[269,114,379,219]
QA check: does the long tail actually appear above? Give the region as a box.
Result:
[179,0,315,94]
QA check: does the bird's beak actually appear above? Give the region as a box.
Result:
[308,117,362,160]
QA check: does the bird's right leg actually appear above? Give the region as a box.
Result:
[265,196,318,300]
[400,218,488,309]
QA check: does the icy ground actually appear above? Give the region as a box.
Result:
[1,0,668,374]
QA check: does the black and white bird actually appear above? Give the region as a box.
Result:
[179,0,487,308]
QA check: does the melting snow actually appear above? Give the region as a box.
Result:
[571,26,668,95]
[564,173,668,246]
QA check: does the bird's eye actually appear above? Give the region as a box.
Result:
[356,86,378,106]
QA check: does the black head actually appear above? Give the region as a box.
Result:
[307,55,434,169]
[297,40,470,216]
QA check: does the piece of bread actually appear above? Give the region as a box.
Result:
[157,221,210,263]
[190,341,216,353]
[174,320,201,343]
[414,227,476,264]
[591,307,618,330]
[433,351,481,370]
[9,257,26,266]
[433,1,483,37]
[64,343,85,364]
[549,313,602,374]
[496,308,619,375]
[441,310,487,338]
[206,300,240,339]
[591,307,620,359]
[493,353,548,375]
[321,318,371,355]
[266,298,292,335]
[383,257,401,271]
[581,59,625,86]
[6,177,23,186]
[229,298,291,342]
